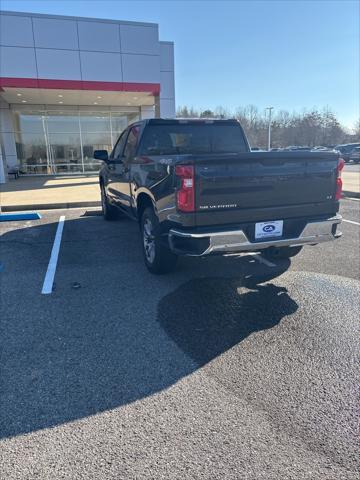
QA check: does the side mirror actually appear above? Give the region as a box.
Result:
[93,150,108,161]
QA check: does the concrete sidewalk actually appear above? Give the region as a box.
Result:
[342,171,360,198]
[0,175,101,211]
[0,171,359,212]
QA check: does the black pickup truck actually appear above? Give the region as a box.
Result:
[95,119,343,273]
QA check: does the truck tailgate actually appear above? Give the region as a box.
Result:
[194,151,340,226]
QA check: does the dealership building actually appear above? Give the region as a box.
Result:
[0,10,175,182]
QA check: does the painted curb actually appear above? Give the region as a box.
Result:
[1,201,101,212]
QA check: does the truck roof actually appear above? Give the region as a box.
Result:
[145,118,240,125]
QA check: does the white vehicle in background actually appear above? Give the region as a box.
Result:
[311,146,329,151]
[349,146,360,164]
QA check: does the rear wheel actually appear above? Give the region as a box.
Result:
[100,183,118,221]
[141,207,178,274]
[262,245,303,260]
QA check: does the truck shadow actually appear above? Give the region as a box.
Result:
[158,277,298,366]
[0,215,296,438]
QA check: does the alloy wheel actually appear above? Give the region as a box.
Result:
[143,218,155,264]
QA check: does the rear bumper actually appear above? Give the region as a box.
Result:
[168,214,342,256]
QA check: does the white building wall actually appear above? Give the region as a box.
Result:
[0,13,34,47]
[0,11,175,178]
[80,51,122,82]
[0,46,38,78]
[140,105,155,119]
[122,54,160,84]
[120,24,160,55]
[36,49,82,80]
[159,41,175,118]
[0,149,6,184]
[0,99,17,169]
[0,11,166,86]
[78,21,121,52]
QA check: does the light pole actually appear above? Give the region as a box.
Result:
[266,106,274,151]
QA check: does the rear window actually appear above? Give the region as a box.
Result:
[139,124,248,155]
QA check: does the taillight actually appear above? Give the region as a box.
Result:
[175,165,195,212]
[335,157,345,200]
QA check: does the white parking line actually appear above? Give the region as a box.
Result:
[248,252,276,267]
[41,215,65,295]
[343,219,360,226]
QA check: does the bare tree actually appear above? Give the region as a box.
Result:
[200,109,214,118]
[214,106,230,119]
[176,104,358,148]
[352,119,360,138]
[176,106,200,118]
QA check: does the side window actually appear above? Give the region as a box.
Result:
[124,125,141,162]
[112,130,128,160]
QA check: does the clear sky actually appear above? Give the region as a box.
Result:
[1,0,359,128]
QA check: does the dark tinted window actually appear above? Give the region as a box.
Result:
[112,129,128,159]
[139,124,247,155]
[124,125,141,160]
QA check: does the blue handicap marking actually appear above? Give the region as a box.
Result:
[0,212,42,222]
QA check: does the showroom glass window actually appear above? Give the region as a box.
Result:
[12,108,140,174]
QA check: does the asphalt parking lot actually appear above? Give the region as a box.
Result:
[0,198,359,480]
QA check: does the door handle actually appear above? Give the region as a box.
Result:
[108,162,129,173]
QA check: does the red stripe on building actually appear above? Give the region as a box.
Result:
[0,77,39,88]
[37,79,83,90]
[0,77,160,95]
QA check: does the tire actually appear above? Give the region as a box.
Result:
[141,207,178,274]
[100,183,118,221]
[262,245,303,260]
